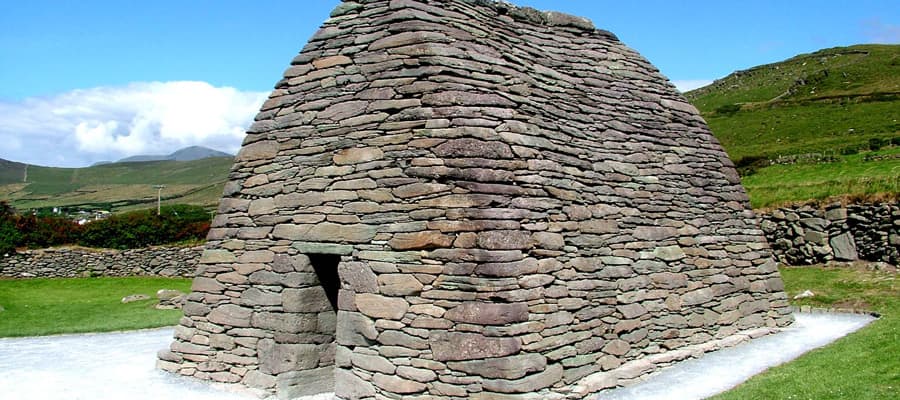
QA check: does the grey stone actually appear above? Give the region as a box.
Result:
[431,332,521,361]
[445,302,529,325]
[206,304,252,327]
[372,372,426,394]
[377,273,424,296]
[257,339,318,375]
[277,367,334,399]
[283,287,332,313]
[481,363,564,393]
[830,232,859,261]
[351,352,396,374]
[377,330,429,350]
[447,354,547,379]
[355,293,409,320]
[335,368,376,399]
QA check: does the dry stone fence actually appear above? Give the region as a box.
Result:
[158,1,794,398]
[0,246,200,279]
[759,202,899,266]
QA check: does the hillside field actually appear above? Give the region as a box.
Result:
[0,157,231,213]
[686,44,899,207]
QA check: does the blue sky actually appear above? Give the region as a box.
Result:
[1,0,897,167]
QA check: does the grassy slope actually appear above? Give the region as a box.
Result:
[743,147,900,209]
[0,157,231,212]
[713,265,899,399]
[0,276,192,337]
[686,44,899,161]
[688,45,899,112]
[686,44,900,207]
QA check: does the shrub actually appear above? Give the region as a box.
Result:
[14,214,83,248]
[868,138,885,151]
[0,203,211,251]
[735,155,770,176]
[891,137,900,146]
[840,146,859,155]
[78,205,210,249]
[715,103,742,115]
[0,202,20,255]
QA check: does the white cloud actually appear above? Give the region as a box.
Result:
[0,81,268,167]
[672,79,714,93]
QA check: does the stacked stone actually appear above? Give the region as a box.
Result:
[160,1,794,399]
[0,246,201,278]
[760,202,899,266]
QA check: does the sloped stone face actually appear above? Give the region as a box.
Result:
[163,0,794,399]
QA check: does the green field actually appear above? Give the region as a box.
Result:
[707,100,898,162]
[743,147,900,208]
[0,276,191,337]
[712,265,899,400]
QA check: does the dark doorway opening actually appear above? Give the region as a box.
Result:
[308,253,341,310]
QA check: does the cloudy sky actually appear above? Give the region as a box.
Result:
[1,0,897,167]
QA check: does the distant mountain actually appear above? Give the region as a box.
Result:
[117,146,232,163]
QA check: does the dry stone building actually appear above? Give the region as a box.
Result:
[159,0,794,398]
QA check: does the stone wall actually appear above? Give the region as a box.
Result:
[0,246,202,279]
[159,1,794,399]
[759,202,899,266]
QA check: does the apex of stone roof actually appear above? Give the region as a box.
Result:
[333,0,607,35]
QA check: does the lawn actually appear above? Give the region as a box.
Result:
[713,264,899,400]
[0,276,191,337]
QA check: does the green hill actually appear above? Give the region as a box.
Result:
[685,44,900,208]
[0,157,232,213]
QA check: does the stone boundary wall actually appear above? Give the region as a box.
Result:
[4,200,894,280]
[758,202,899,266]
[0,246,202,279]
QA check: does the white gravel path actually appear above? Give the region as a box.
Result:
[0,312,875,400]
[0,328,259,400]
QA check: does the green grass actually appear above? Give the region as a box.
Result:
[706,100,898,162]
[712,265,899,400]
[0,276,191,337]
[742,147,900,208]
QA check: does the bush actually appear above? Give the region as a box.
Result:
[14,214,83,248]
[0,202,20,255]
[891,137,900,146]
[0,220,21,255]
[735,155,770,176]
[715,103,742,115]
[840,146,860,155]
[868,138,885,151]
[78,205,210,249]
[0,202,211,251]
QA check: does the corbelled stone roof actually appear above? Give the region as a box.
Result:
[160,1,794,398]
